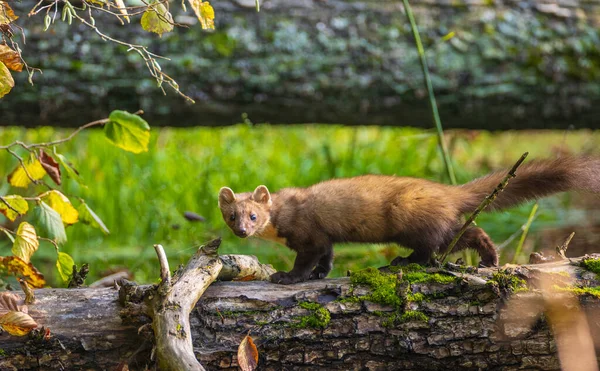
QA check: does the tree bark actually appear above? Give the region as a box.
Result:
[4,0,600,129]
[0,256,599,370]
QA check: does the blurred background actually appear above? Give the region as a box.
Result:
[1,0,599,285]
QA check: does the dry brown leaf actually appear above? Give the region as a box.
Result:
[0,1,18,26]
[0,256,46,288]
[0,292,20,315]
[0,310,37,336]
[39,150,62,185]
[237,334,258,371]
[0,44,23,72]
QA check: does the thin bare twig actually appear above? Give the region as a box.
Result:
[18,278,35,304]
[556,232,575,260]
[154,244,171,285]
[440,152,529,263]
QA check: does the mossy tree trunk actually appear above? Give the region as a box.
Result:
[3,0,600,128]
[1,256,599,370]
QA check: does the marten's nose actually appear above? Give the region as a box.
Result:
[238,228,247,236]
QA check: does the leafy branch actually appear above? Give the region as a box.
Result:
[0,0,217,100]
[0,110,151,288]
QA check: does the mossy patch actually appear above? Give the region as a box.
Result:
[349,267,457,308]
[488,270,528,293]
[294,302,331,329]
[581,258,600,278]
[554,285,600,299]
[399,310,429,323]
[404,272,457,285]
[406,292,426,303]
[349,267,402,308]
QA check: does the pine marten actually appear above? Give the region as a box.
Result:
[218,156,600,284]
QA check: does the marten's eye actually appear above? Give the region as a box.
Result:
[250,213,257,221]
[230,214,235,221]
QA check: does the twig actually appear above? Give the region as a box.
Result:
[18,278,35,304]
[556,232,575,260]
[440,152,529,263]
[511,202,539,264]
[154,244,171,285]
[401,0,456,185]
[0,110,143,150]
[6,148,38,184]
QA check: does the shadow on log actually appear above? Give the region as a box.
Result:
[0,253,599,370]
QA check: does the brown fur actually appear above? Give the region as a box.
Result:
[218,156,600,284]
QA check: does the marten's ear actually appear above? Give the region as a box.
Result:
[252,185,272,205]
[218,187,236,206]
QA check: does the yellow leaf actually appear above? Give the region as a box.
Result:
[39,190,79,225]
[0,1,18,26]
[441,31,456,42]
[0,311,37,336]
[12,222,39,263]
[0,195,29,221]
[0,45,23,72]
[0,61,14,99]
[7,155,47,188]
[237,334,258,371]
[0,256,45,288]
[187,0,215,30]
[141,2,174,36]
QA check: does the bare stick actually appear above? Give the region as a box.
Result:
[151,238,223,371]
[440,152,529,263]
[18,278,35,304]
[556,232,575,260]
[154,244,171,285]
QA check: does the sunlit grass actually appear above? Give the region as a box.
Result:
[0,125,597,285]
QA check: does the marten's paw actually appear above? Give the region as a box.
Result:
[270,271,305,285]
[309,268,327,280]
[477,261,498,268]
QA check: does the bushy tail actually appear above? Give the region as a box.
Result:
[458,156,600,214]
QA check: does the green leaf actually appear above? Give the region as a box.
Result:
[0,61,14,99]
[34,201,67,244]
[77,201,110,235]
[56,252,74,283]
[53,150,85,186]
[140,2,174,36]
[104,110,151,154]
[12,222,39,263]
[0,195,29,221]
[39,190,79,225]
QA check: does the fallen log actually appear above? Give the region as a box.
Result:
[0,254,599,370]
[4,0,600,128]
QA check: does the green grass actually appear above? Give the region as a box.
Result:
[0,125,598,286]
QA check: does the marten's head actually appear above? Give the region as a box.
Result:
[218,185,272,238]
